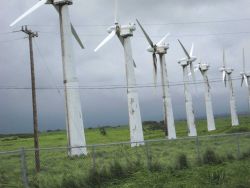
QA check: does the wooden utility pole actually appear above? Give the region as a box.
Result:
[21,26,40,172]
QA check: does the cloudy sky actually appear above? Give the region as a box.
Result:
[1,0,250,134]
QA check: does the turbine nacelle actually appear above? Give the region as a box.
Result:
[42,0,73,5]
[220,67,233,74]
[199,63,210,71]
[53,0,73,5]
[147,45,169,54]
[178,57,197,65]
[119,23,136,37]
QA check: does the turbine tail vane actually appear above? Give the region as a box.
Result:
[10,0,48,27]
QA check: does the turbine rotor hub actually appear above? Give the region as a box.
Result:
[107,25,117,33]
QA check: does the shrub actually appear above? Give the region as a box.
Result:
[240,149,250,160]
[99,127,107,136]
[226,153,235,161]
[175,153,189,170]
[226,127,250,133]
[109,160,126,178]
[149,160,164,172]
[202,148,222,165]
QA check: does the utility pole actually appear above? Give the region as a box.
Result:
[21,26,40,172]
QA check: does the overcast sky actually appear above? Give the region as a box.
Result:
[1,0,250,134]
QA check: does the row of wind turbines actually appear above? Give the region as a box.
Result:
[9,0,249,156]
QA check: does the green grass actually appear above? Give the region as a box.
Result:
[0,115,250,187]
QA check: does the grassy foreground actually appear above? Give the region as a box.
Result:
[0,115,250,187]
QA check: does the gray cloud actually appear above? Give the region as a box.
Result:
[0,0,250,134]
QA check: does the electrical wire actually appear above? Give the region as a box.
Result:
[37,30,250,38]
[25,17,250,27]
[0,37,26,43]
[0,77,242,90]
[33,39,62,96]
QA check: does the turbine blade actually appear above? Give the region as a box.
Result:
[241,76,244,87]
[136,19,154,47]
[194,66,199,72]
[94,30,116,52]
[153,53,157,86]
[243,48,246,72]
[52,5,84,48]
[190,43,194,57]
[178,39,190,59]
[222,71,226,87]
[244,74,248,87]
[71,24,84,49]
[223,49,226,68]
[207,78,211,90]
[190,62,196,81]
[114,0,118,23]
[156,33,170,46]
[10,0,47,27]
[133,60,137,68]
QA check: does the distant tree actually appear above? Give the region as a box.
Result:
[99,127,107,136]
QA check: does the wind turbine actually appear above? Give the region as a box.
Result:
[94,3,144,147]
[240,48,250,110]
[193,62,216,131]
[136,19,176,139]
[10,0,87,156]
[178,40,197,136]
[220,49,239,126]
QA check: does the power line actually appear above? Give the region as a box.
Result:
[0,77,242,90]
[26,17,250,27]
[0,37,26,43]
[37,30,250,38]
[33,39,62,96]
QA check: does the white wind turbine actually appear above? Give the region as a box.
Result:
[240,48,250,110]
[136,19,176,139]
[220,49,239,126]
[192,62,216,131]
[178,40,197,136]
[94,2,144,147]
[10,0,87,156]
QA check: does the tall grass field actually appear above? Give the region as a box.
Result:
[0,115,250,187]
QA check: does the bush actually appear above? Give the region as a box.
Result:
[226,153,235,161]
[202,148,222,165]
[109,160,126,178]
[240,149,250,160]
[226,127,250,133]
[175,153,189,170]
[99,127,107,136]
[149,160,164,172]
